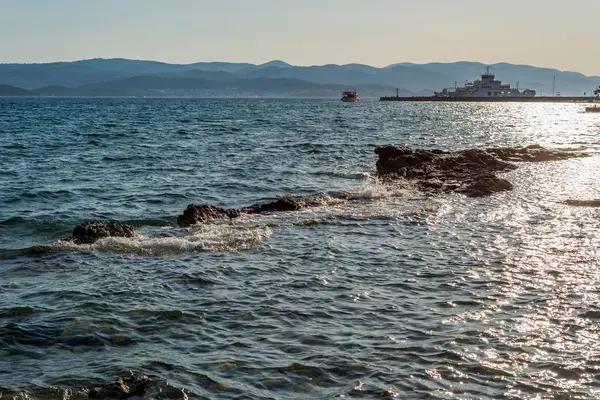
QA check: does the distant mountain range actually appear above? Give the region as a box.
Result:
[1,58,599,97]
[0,84,37,96]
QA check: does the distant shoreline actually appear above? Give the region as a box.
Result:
[1,95,598,104]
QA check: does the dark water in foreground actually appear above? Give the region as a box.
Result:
[1,98,600,399]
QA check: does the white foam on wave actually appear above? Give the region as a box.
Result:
[326,194,442,223]
[235,180,442,228]
[341,179,442,221]
[53,223,272,256]
[344,172,425,200]
[47,180,443,256]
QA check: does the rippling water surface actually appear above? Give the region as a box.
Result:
[1,98,600,399]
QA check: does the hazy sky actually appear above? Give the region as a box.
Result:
[1,0,598,75]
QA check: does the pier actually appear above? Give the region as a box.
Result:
[380,96,600,103]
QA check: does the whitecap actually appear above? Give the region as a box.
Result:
[52,223,272,256]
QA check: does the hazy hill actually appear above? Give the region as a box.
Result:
[0,62,131,89]
[1,58,599,96]
[257,60,293,69]
[32,75,398,98]
[0,84,38,96]
[74,58,256,74]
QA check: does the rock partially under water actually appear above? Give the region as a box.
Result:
[563,199,600,207]
[177,194,348,226]
[485,144,588,163]
[67,221,135,244]
[88,374,151,398]
[242,194,341,214]
[176,204,240,227]
[375,144,588,197]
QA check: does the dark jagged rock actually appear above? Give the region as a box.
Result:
[459,176,514,197]
[242,194,335,214]
[176,193,351,226]
[68,221,135,244]
[374,143,412,159]
[376,148,516,180]
[376,145,516,197]
[375,144,587,197]
[23,245,53,254]
[88,374,151,399]
[563,199,600,207]
[177,204,241,227]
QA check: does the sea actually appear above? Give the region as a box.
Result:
[1,98,600,399]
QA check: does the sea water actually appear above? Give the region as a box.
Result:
[1,98,600,398]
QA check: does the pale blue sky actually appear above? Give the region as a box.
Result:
[1,0,598,75]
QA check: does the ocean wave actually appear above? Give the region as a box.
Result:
[310,170,374,180]
[18,188,75,200]
[2,180,437,258]
[0,306,40,319]
[122,218,175,228]
[51,223,272,256]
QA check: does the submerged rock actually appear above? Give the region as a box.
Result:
[88,374,151,399]
[563,199,600,207]
[68,221,135,244]
[375,144,587,197]
[485,144,589,162]
[177,204,240,227]
[459,176,514,198]
[23,245,53,254]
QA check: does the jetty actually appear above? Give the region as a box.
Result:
[380,95,600,103]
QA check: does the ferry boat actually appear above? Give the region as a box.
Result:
[434,67,536,98]
[341,89,359,102]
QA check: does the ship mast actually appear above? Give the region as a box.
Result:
[552,76,556,97]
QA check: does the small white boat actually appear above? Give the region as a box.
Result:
[341,89,359,103]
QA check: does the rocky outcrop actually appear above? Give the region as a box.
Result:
[375,144,588,197]
[242,195,309,214]
[242,194,342,214]
[176,204,240,227]
[177,194,346,226]
[88,374,151,399]
[375,145,516,197]
[67,221,135,244]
